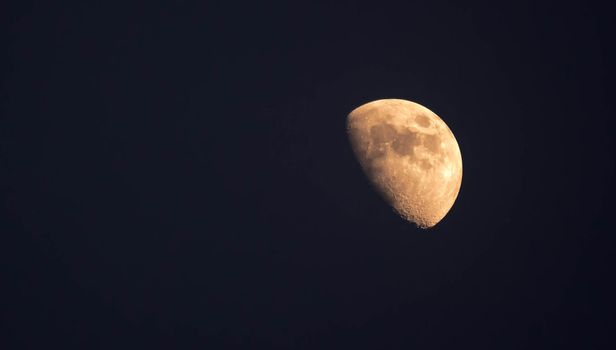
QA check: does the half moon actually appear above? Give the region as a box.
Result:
[347,99,462,228]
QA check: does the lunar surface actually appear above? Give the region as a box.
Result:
[347,99,462,228]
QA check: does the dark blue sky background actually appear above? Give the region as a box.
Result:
[2,0,615,348]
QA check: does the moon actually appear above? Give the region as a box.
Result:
[347,99,462,228]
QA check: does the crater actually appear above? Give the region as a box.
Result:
[392,130,420,157]
[367,145,386,161]
[416,114,431,127]
[370,123,397,144]
[423,134,440,153]
[420,159,432,170]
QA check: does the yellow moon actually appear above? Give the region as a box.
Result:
[347,99,462,228]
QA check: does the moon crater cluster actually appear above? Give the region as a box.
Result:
[347,99,462,228]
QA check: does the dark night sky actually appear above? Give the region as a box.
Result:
[2,0,615,348]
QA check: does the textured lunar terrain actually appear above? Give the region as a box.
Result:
[347,99,462,228]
